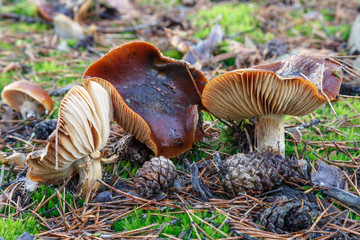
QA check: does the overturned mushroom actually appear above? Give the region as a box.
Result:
[202,54,343,156]
[82,41,207,158]
[1,80,53,119]
[26,81,113,196]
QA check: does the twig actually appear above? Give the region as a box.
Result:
[189,211,229,238]
[326,187,360,212]
[0,164,5,186]
[97,179,150,204]
[308,204,332,232]
[185,63,202,100]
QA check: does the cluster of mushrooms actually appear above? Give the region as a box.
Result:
[1,41,343,197]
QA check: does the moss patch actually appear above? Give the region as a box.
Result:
[0,216,39,240]
[190,3,274,44]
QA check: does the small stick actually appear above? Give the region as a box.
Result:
[97,179,150,204]
[185,63,202,100]
[34,176,72,212]
[0,164,5,186]
[307,204,332,232]
[193,221,215,240]
[189,211,229,237]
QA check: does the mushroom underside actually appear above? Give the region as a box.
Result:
[202,68,340,156]
[202,70,327,121]
[26,81,113,197]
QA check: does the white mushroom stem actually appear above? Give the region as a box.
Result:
[257,114,285,156]
[74,155,102,197]
[20,100,43,119]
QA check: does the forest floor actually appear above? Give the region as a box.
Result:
[0,0,360,239]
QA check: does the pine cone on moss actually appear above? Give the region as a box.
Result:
[113,135,153,165]
[222,152,304,195]
[134,156,177,198]
[259,200,319,234]
[33,119,58,140]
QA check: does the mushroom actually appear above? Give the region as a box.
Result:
[1,152,25,166]
[82,41,208,158]
[35,0,91,21]
[26,80,113,196]
[1,80,53,119]
[202,54,343,156]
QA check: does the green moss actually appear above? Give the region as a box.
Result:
[65,39,79,48]
[163,49,183,60]
[31,184,78,218]
[0,0,38,17]
[7,22,48,33]
[0,216,39,240]
[113,208,229,239]
[0,41,14,50]
[287,8,351,40]
[0,72,17,91]
[325,24,351,40]
[285,99,360,161]
[189,3,273,44]
[113,160,141,179]
[287,20,321,37]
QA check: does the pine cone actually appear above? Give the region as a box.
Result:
[259,200,319,234]
[113,135,153,165]
[222,152,303,195]
[33,119,57,140]
[134,156,177,198]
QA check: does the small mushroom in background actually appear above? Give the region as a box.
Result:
[53,13,85,40]
[1,152,26,167]
[26,80,113,197]
[35,0,91,22]
[202,54,343,156]
[82,41,208,158]
[1,80,53,119]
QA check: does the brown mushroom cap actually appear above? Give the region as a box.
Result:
[35,0,72,21]
[82,41,208,158]
[202,54,343,121]
[1,80,54,115]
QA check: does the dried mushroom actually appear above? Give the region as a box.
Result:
[26,81,113,196]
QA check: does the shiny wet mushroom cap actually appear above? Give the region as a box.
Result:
[1,80,53,119]
[82,41,208,158]
[202,54,343,156]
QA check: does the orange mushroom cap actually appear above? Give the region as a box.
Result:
[1,80,53,118]
[82,41,208,158]
[202,54,343,121]
[35,0,72,21]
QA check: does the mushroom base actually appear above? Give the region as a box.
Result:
[257,114,284,156]
[74,156,103,198]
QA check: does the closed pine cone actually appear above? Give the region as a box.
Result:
[113,135,153,165]
[259,200,319,234]
[222,152,302,195]
[134,156,177,198]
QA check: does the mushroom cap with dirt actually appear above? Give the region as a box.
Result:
[202,54,343,156]
[82,41,208,158]
[26,80,113,197]
[1,80,54,119]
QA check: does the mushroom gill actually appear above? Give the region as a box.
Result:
[26,80,113,197]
